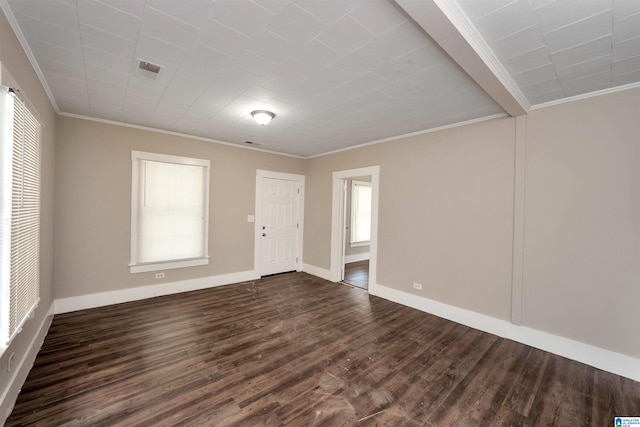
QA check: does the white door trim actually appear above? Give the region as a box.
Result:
[330,166,380,294]
[255,170,305,276]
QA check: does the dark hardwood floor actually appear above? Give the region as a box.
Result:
[343,260,369,289]
[7,272,640,426]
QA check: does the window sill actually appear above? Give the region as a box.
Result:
[129,257,209,273]
[350,241,370,248]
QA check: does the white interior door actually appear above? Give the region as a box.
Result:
[260,177,299,276]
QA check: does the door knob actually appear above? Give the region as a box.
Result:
[262,233,266,237]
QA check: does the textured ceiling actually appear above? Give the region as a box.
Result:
[2,0,639,157]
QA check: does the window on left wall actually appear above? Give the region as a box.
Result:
[0,86,41,354]
[130,151,210,273]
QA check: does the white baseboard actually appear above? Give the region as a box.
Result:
[1,302,54,425]
[345,252,370,263]
[302,263,334,282]
[55,270,260,314]
[374,284,640,382]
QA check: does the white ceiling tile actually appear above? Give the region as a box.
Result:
[9,0,79,31]
[246,30,295,64]
[135,33,188,69]
[562,70,611,95]
[80,23,136,58]
[234,51,277,77]
[189,98,224,116]
[533,0,612,34]
[503,47,551,75]
[242,86,279,103]
[87,79,126,108]
[490,25,546,60]
[542,10,612,53]
[317,16,373,55]
[556,54,611,80]
[198,19,251,56]
[85,64,129,85]
[527,0,555,10]
[209,0,274,37]
[613,35,640,61]
[527,90,564,105]
[14,14,81,51]
[349,0,405,36]
[38,58,85,81]
[30,40,84,68]
[613,13,640,43]
[455,0,518,19]
[46,73,87,94]
[145,0,215,29]
[200,69,261,105]
[613,54,640,76]
[513,63,557,87]
[83,46,132,74]
[255,0,289,15]
[613,68,640,85]
[613,0,640,21]
[141,7,199,50]
[291,41,340,70]
[365,23,425,62]
[77,0,142,41]
[266,3,322,45]
[293,0,363,25]
[474,0,536,42]
[550,35,611,69]
[519,77,562,98]
[95,0,146,18]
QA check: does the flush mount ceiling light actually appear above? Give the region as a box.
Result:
[251,110,275,125]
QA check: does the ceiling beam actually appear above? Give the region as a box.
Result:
[394,0,530,116]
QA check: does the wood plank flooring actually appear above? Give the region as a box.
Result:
[343,260,369,289]
[7,272,640,426]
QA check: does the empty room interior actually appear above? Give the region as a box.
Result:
[1,0,640,425]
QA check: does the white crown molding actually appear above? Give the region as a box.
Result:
[0,0,60,114]
[530,81,640,111]
[58,112,305,159]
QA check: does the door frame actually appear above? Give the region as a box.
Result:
[254,170,305,276]
[330,166,380,294]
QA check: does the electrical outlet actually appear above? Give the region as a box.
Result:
[7,352,15,373]
[413,283,422,290]
[155,272,165,279]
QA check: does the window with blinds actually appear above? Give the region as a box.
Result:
[130,151,210,273]
[0,87,41,351]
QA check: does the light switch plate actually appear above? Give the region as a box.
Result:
[247,215,255,223]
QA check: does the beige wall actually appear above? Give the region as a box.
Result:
[522,88,640,358]
[304,88,640,359]
[54,117,305,298]
[305,117,516,321]
[0,8,57,406]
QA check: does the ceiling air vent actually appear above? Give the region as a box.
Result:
[137,60,162,79]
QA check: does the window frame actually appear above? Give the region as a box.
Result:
[350,180,372,247]
[129,151,210,274]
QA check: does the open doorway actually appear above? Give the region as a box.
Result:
[330,166,380,294]
[342,178,371,289]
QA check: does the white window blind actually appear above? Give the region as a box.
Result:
[350,181,371,245]
[130,151,209,273]
[0,87,41,350]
